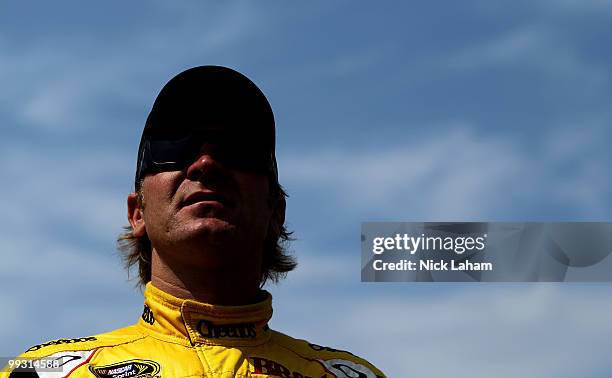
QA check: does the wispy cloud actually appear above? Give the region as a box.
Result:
[283,126,516,219]
[448,25,610,89]
[0,233,139,355]
[539,0,612,12]
[0,2,263,133]
[0,146,131,240]
[273,279,612,378]
[282,124,610,220]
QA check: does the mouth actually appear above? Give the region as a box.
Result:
[182,191,231,208]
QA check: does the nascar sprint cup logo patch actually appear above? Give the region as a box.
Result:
[89,359,161,378]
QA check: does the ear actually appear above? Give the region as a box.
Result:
[127,192,147,238]
[270,195,286,237]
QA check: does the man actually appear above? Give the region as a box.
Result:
[4,66,385,378]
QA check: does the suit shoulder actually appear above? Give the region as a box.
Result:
[270,330,386,377]
[17,325,145,359]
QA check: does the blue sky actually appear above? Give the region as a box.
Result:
[1,2,611,377]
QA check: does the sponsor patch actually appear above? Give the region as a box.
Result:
[250,357,313,378]
[89,359,160,378]
[141,305,155,325]
[26,337,97,352]
[321,359,377,378]
[197,320,256,339]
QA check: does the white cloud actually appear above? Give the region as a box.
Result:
[0,238,123,285]
[539,0,612,12]
[283,126,519,218]
[0,146,130,240]
[0,292,21,339]
[0,2,262,133]
[22,87,72,129]
[273,280,612,378]
[273,47,388,85]
[0,234,140,355]
[281,124,609,219]
[448,25,609,89]
[456,26,547,65]
[278,246,357,285]
[136,2,260,58]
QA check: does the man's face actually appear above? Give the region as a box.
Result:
[131,142,279,269]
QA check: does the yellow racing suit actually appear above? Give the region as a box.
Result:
[3,283,385,378]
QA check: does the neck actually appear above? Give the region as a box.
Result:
[150,248,262,306]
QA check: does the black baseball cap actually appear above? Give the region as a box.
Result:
[135,65,278,190]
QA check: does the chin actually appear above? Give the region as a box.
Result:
[184,218,237,242]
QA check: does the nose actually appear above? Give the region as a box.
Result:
[185,143,224,181]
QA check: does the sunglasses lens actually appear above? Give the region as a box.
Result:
[144,132,271,174]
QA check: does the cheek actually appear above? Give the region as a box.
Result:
[141,174,183,226]
[144,173,183,201]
